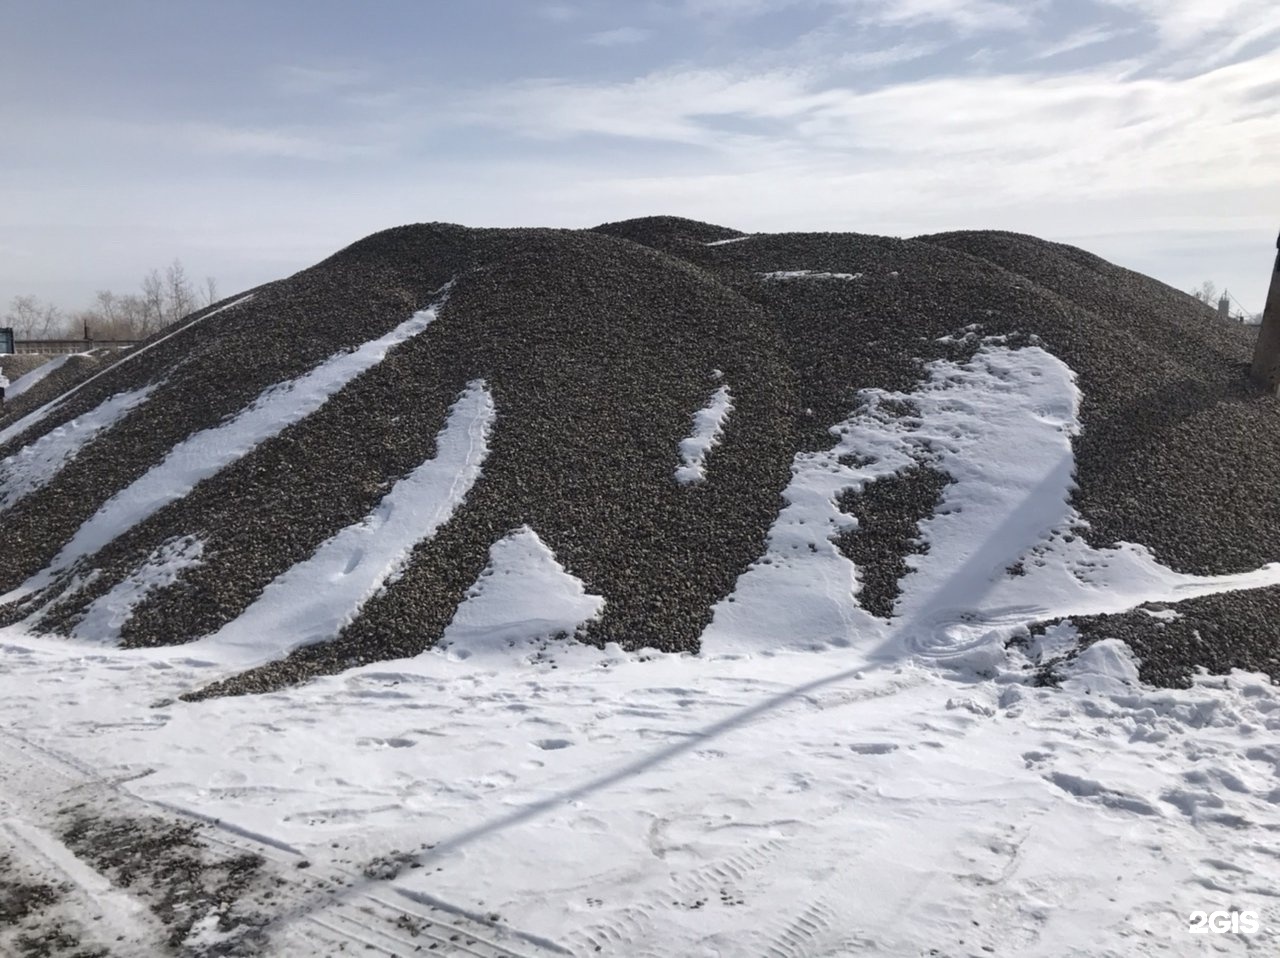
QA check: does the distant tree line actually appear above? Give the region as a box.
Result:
[4,260,217,341]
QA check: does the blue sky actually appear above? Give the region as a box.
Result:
[2,0,1277,315]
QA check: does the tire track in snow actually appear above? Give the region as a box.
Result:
[0,727,562,957]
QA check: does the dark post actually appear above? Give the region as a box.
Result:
[1250,231,1280,392]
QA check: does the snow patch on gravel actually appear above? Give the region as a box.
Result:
[439,526,605,661]
[760,270,862,281]
[674,384,732,485]
[193,379,495,664]
[703,345,1280,659]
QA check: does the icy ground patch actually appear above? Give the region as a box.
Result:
[1,341,1278,955]
[1,629,1277,956]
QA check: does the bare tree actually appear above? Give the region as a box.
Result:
[140,269,166,336]
[11,260,218,346]
[1191,280,1218,305]
[164,259,196,323]
[5,295,66,339]
[94,290,121,325]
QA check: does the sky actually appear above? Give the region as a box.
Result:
[1,0,1277,318]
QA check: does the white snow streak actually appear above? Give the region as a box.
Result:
[674,384,733,485]
[704,235,754,246]
[0,386,156,514]
[72,536,204,644]
[760,269,862,281]
[194,380,495,664]
[4,296,447,601]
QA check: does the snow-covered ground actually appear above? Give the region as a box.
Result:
[1,339,1278,956]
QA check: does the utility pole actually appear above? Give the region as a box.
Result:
[1250,231,1280,392]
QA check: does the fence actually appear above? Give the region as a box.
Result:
[11,339,141,356]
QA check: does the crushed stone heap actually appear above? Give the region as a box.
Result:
[1,217,1277,696]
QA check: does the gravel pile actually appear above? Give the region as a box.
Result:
[0,354,52,383]
[2,218,1277,693]
[0,353,104,414]
[835,465,953,620]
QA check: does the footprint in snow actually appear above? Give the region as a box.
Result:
[848,742,898,755]
[533,738,574,750]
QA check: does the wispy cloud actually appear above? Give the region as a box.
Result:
[1097,0,1280,73]
[682,0,1035,33]
[180,122,378,161]
[273,65,369,96]
[1035,25,1131,60]
[1100,0,1279,48]
[538,3,578,22]
[460,45,1280,212]
[861,0,1035,33]
[838,40,947,71]
[587,27,654,46]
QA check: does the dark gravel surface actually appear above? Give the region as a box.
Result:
[1067,586,1280,688]
[835,465,953,620]
[2,217,1278,693]
[0,354,105,423]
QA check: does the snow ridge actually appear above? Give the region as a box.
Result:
[760,270,862,281]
